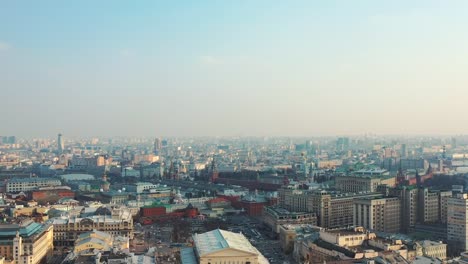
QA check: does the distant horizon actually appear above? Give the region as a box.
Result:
[5,133,468,141]
[2,1,468,137]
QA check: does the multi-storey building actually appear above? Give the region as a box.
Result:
[388,186,452,232]
[335,174,395,193]
[278,224,320,254]
[447,193,468,254]
[418,188,440,224]
[52,207,133,248]
[6,178,61,193]
[353,197,401,233]
[262,206,317,233]
[278,187,381,228]
[418,188,452,224]
[416,240,447,260]
[0,220,54,264]
[389,186,419,232]
[440,190,452,224]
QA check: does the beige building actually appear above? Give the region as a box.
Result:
[181,229,268,264]
[278,224,320,254]
[73,230,129,254]
[416,240,446,260]
[319,227,375,247]
[52,207,133,248]
[133,154,159,164]
[296,228,379,262]
[353,196,401,233]
[335,175,395,193]
[278,187,381,228]
[0,220,54,264]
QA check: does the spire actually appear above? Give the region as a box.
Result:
[415,170,422,188]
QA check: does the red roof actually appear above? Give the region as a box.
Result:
[207,197,229,204]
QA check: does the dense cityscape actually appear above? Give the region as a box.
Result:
[0,135,468,263]
[3,1,468,263]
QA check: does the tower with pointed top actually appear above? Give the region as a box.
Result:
[101,173,110,192]
[210,157,219,183]
[302,152,308,177]
[57,133,64,153]
[154,138,161,154]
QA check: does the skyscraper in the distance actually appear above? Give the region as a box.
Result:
[58,133,64,153]
[154,138,161,154]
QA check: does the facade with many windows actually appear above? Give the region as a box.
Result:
[447,193,468,254]
[0,220,54,264]
[278,187,381,228]
[6,178,61,193]
[353,196,401,233]
[52,207,133,248]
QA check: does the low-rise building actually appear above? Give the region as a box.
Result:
[319,227,375,247]
[31,186,75,205]
[100,191,129,204]
[416,240,447,260]
[123,182,168,194]
[206,197,231,209]
[181,229,268,264]
[73,230,129,254]
[6,178,61,192]
[278,224,321,254]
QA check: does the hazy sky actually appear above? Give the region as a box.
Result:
[1,1,468,137]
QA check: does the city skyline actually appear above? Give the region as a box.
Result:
[2,1,468,137]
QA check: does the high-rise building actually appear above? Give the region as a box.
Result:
[447,193,468,254]
[153,138,161,154]
[57,133,64,153]
[401,144,407,158]
[1,136,16,144]
[440,190,452,224]
[387,186,452,232]
[278,187,381,228]
[417,188,452,224]
[389,186,419,233]
[418,188,441,224]
[353,196,401,233]
[336,137,349,152]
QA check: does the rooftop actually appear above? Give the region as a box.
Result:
[193,229,263,257]
[0,220,45,238]
[180,247,197,264]
[8,177,60,183]
[265,206,315,216]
